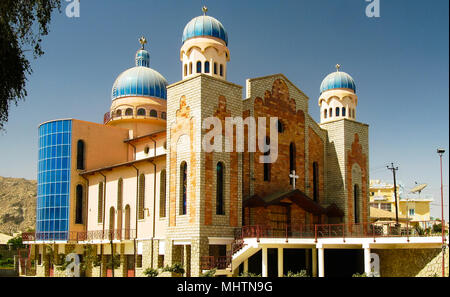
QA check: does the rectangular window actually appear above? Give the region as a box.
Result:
[409,208,415,216]
[136,255,143,268]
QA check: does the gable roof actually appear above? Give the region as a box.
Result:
[243,189,326,215]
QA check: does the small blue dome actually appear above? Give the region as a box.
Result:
[320,71,356,94]
[112,49,168,100]
[182,15,228,45]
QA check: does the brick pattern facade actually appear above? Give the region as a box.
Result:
[308,127,325,204]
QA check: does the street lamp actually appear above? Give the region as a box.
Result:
[437,148,446,277]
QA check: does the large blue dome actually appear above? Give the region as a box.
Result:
[182,15,228,45]
[112,49,168,100]
[320,71,356,94]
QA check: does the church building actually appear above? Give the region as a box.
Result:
[26,7,375,277]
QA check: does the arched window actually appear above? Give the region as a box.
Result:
[75,184,83,224]
[354,184,360,223]
[180,162,187,215]
[124,205,131,240]
[289,143,296,185]
[189,62,193,74]
[117,178,123,235]
[138,174,145,220]
[216,162,225,215]
[263,137,271,181]
[116,109,122,117]
[312,162,319,202]
[125,108,133,116]
[76,140,85,170]
[98,182,103,223]
[196,61,202,73]
[160,170,166,218]
[184,64,187,76]
[137,108,146,116]
[150,109,157,117]
[277,120,284,133]
[342,107,346,117]
[324,109,327,119]
[117,178,123,210]
[219,64,224,76]
[109,207,115,239]
[161,112,167,120]
[204,61,210,73]
[336,107,340,117]
[214,62,218,74]
[329,108,332,117]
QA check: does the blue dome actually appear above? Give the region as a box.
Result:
[182,15,228,45]
[112,49,168,100]
[320,71,356,94]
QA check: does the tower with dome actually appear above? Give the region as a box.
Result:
[26,7,371,278]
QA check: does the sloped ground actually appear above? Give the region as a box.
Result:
[0,176,36,235]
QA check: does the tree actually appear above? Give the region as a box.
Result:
[7,234,24,250]
[0,0,61,130]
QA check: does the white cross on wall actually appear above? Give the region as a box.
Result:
[289,170,299,190]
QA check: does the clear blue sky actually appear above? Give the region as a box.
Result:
[0,0,448,219]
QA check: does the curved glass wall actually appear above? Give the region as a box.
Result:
[37,120,72,241]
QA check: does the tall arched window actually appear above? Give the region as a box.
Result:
[204,61,210,73]
[354,184,360,223]
[109,207,115,239]
[77,140,85,170]
[75,184,83,224]
[117,178,123,233]
[289,143,296,185]
[125,108,133,116]
[219,64,224,76]
[184,64,187,76]
[336,107,340,117]
[214,62,218,74]
[160,170,166,218]
[137,108,146,116]
[98,182,103,223]
[150,110,157,117]
[324,109,327,119]
[216,162,225,215]
[189,62,193,74]
[312,162,319,202]
[196,61,202,73]
[263,137,271,181]
[161,112,167,120]
[138,174,145,220]
[329,108,333,117]
[342,107,346,117]
[116,109,122,117]
[125,205,131,240]
[277,120,284,133]
[180,162,187,215]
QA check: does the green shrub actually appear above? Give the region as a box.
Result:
[285,270,309,277]
[239,271,261,277]
[143,267,159,277]
[200,268,216,277]
[352,272,367,277]
[162,263,185,275]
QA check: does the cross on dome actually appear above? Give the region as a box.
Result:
[139,36,147,49]
[336,64,341,72]
[202,6,208,15]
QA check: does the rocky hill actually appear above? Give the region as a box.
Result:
[0,176,36,235]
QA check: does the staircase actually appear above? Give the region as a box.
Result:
[231,238,261,269]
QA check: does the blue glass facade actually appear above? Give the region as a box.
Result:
[37,120,72,241]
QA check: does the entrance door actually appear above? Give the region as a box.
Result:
[126,255,135,277]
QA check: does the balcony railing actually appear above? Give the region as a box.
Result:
[201,255,231,271]
[22,229,137,242]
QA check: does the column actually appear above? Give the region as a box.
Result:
[305,249,310,273]
[363,244,371,276]
[277,248,284,277]
[312,248,317,277]
[318,245,325,277]
[243,259,249,273]
[262,247,268,277]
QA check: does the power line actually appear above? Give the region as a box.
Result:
[387,163,400,225]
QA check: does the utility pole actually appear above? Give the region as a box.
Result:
[387,163,400,227]
[437,148,446,277]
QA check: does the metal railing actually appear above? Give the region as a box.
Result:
[200,255,231,271]
[22,229,137,242]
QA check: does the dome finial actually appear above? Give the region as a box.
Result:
[202,6,208,15]
[336,64,341,72]
[139,36,147,50]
